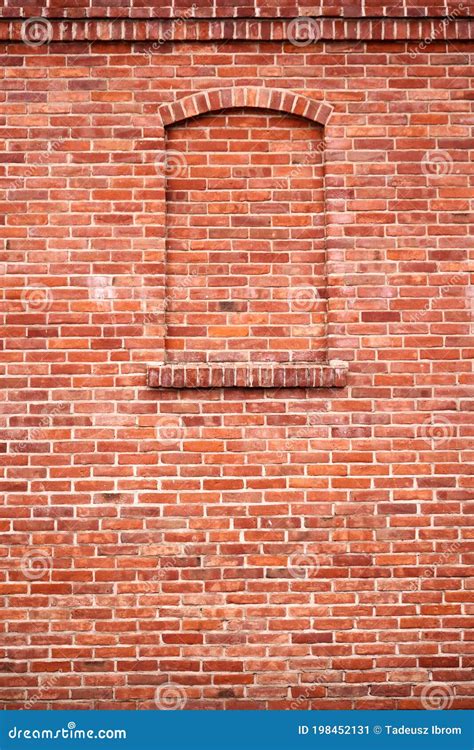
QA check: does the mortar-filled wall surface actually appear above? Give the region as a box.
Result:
[1,6,473,709]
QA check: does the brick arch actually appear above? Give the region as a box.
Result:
[158,87,333,128]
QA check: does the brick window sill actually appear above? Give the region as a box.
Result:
[147,361,348,389]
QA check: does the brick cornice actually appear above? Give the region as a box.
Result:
[0,2,473,19]
[2,16,474,40]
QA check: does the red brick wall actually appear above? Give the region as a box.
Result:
[1,9,473,710]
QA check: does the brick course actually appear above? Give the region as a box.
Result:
[1,4,473,710]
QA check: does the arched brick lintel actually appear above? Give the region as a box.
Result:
[159,87,333,128]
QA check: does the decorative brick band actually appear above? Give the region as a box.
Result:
[148,362,348,389]
[2,18,474,41]
[1,3,472,19]
[159,87,332,127]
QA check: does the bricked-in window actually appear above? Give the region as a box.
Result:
[148,88,347,388]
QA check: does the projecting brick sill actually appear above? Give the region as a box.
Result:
[147,361,348,389]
